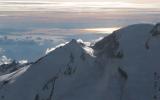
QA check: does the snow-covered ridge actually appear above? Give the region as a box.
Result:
[0,23,160,100]
[0,58,29,76]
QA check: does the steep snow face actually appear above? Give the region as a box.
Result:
[0,23,160,100]
[111,24,156,100]
[94,23,160,100]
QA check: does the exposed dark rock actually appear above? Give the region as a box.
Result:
[118,67,128,80]
[34,94,39,100]
[151,23,160,36]
[145,40,150,50]
[93,31,122,58]
[80,52,86,61]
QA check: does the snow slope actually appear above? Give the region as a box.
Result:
[0,23,160,100]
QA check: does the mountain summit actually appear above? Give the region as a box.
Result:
[0,23,160,100]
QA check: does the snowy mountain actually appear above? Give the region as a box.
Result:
[0,23,160,100]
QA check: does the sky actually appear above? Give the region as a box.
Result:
[0,0,159,11]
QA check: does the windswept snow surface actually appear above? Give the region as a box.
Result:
[0,23,160,100]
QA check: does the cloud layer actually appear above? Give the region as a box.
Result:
[0,1,159,11]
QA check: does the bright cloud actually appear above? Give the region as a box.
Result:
[83,27,120,34]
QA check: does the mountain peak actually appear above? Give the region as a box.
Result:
[70,39,77,44]
[67,39,84,48]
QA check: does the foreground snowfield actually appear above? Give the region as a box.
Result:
[0,23,160,100]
